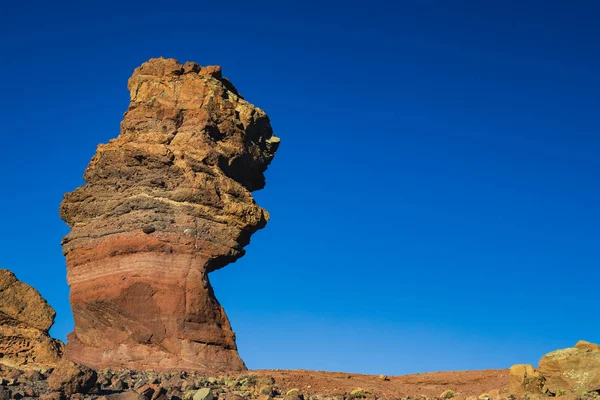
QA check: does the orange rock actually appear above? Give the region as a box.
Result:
[47,359,97,396]
[574,340,600,352]
[538,341,600,394]
[508,364,544,396]
[0,269,63,370]
[60,57,279,372]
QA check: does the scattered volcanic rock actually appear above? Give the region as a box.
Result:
[60,57,280,371]
[538,340,600,394]
[0,269,63,370]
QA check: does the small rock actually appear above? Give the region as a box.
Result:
[107,392,147,400]
[40,393,65,400]
[152,387,168,400]
[24,369,44,381]
[142,225,156,234]
[112,377,126,390]
[184,391,197,400]
[195,388,215,400]
[285,388,304,400]
[47,359,98,396]
[136,384,155,398]
[259,385,274,396]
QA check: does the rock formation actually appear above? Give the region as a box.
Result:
[508,364,544,397]
[0,269,63,370]
[538,340,600,394]
[509,340,600,396]
[60,57,279,372]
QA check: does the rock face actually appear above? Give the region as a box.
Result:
[60,57,279,372]
[538,341,600,394]
[0,269,63,369]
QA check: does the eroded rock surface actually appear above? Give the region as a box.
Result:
[60,57,279,372]
[0,269,63,370]
[508,364,544,396]
[538,341,600,394]
[510,340,600,396]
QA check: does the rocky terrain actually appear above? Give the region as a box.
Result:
[0,365,511,400]
[1,340,599,400]
[59,57,279,372]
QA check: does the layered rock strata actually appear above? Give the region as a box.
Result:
[60,57,279,371]
[0,269,63,370]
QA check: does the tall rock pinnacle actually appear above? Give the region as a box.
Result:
[60,57,280,371]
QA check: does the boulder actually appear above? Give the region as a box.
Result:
[47,359,98,396]
[575,340,600,352]
[0,269,63,370]
[60,57,279,371]
[538,341,600,394]
[508,364,544,396]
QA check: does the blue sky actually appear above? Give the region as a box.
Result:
[1,0,599,375]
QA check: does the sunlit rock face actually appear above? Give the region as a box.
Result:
[60,57,279,372]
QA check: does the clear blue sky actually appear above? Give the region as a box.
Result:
[1,0,599,375]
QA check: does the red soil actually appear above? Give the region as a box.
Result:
[253,369,510,398]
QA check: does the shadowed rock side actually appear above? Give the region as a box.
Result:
[0,269,63,370]
[59,57,280,372]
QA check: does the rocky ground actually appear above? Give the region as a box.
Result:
[2,340,600,400]
[0,364,513,400]
[2,366,598,400]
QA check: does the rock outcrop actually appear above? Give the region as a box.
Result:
[538,340,600,394]
[0,269,63,370]
[510,340,600,396]
[60,57,279,372]
[508,364,544,397]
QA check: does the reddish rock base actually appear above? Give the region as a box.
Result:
[65,236,245,372]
